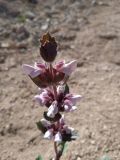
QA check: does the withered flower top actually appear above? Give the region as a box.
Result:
[40,32,57,62]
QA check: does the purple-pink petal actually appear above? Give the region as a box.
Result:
[64,99,73,106]
[47,101,58,118]
[54,61,65,70]
[70,95,82,105]
[57,60,77,75]
[70,106,77,111]
[35,62,46,71]
[54,132,62,142]
[44,129,53,140]
[35,93,51,105]
[66,94,82,105]
[64,104,72,112]
[59,115,65,125]
[22,64,41,78]
[34,95,44,106]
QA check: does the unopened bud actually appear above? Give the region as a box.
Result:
[40,32,57,62]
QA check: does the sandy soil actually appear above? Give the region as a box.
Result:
[0,0,120,160]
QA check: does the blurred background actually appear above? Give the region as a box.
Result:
[0,0,120,160]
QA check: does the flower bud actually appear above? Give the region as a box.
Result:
[40,32,57,62]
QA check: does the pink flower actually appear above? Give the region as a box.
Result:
[41,115,75,142]
[35,88,53,106]
[22,60,77,88]
[47,101,58,118]
[35,85,82,114]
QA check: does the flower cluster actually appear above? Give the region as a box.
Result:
[22,60,77,88]
[39,115,76,142]
[22,32,81,159]
[35,86,81,117]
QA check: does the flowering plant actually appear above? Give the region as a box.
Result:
[22,33,81,160]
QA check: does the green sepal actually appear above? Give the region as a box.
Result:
[62,143,68,154]
[62,130,79,142]
[57,141,68,156]
[36,121,47,134]
[64,84,69,94]
[35,155,43,160]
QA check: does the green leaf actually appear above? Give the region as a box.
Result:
[63,143,68,153]
[100,155,111,160]
[58,142,68,154]
[35,155,43,160]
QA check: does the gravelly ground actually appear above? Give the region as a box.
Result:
[0,0,120,160]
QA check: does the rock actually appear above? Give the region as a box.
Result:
[59,43,70,50]
[59,33,76,41]
[0,30,10,39]
[6,57,16,68]
[28,0,38,4]
[41,23,49,31]
[91,0,97,6]
[0,56,5,63]
[28,135,38,144]
[6,0,17,1]
[92,0,109,6]
[0,2,8,15]
[77,61,84,67]
[16,42,28,50]
[0,123,18,136]
[98,32,117,40]
[25,11,35,20]
[0,42,10,48]
[72,154,81,160]
[98,1,109,6]
[0,2,20,18]
[11,26,30,42]
[0,41,28,50]
[41,19,50,31]
[32,32,40,46]
[8,10,20,18]
[91,140,95,145]
[70,45,75,49]
[111,58,120,66]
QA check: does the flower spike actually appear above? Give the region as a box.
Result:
[22,33,81,160]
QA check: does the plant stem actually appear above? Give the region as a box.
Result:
[49,63,57,99]
[53,85,57,100]
[54,142,59,160]
[49,64,61,160]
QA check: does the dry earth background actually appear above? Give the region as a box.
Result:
[0,0,120,160]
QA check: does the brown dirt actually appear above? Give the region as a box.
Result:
[0,0,120,160]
